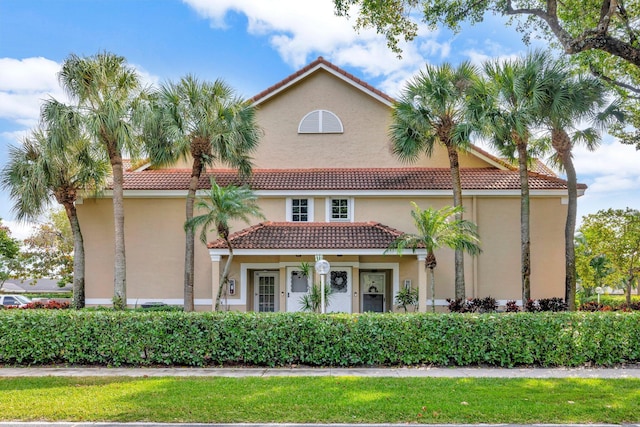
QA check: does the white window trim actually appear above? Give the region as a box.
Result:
[325,197,354,222]
[286,197,314,222]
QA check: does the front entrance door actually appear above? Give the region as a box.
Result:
[327,268,352,313]
[361,272,386,312]
[287,267,310,312]
[254,271,279,312]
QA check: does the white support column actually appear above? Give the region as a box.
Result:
[210,255,221,311]
[417,255,427,312]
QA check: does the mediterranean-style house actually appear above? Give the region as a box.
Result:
[77,57,582,312]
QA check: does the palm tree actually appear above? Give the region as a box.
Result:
[57,52,148,309]
[1,99,108,309]
[542,68,623,310]
[470,51,553,304]
[146,75,261,311]
[185,177,264,310]
[387,203,481,312]
[390,62,478,300]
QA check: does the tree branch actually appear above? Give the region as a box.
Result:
[590,66,640,99]
[505,0,640,67]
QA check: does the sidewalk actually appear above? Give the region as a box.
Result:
[1,365,640,378]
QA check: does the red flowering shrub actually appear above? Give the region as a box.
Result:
[22,300,70,310]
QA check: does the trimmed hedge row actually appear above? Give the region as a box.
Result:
[1,311,639,367]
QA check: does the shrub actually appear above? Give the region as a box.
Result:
[447,297,498,313]
[537,298,568,312]
[505,300,520,312]
[2,311,638,368]
[581,295,640,310]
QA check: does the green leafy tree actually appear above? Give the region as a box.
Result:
[333,0,640,146]
[21,209,75,289]
[1,104,108,308]
[579,208,640,303]
[184,177,264,311]
[146,75,261,312]
[57,52,149,309]
[390,62,479,299]
[469,51,553,304]
[0,220,20,289]
[541,66,623,310]
[386,203,481,312]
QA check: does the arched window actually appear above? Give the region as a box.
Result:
[298,110,344,134]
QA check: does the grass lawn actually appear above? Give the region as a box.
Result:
[1,376,639,423]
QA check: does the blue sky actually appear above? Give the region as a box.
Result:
[1,0,639,237]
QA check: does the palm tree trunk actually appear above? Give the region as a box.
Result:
[517,143,531,304]
[429,267,436,312]
[64,201,85,309]
[217,242,234,311]
[561,147,578,311]
[109,147,127,309]
[426,251,437,312]
[446,145,466,299]
[184,158,204,312]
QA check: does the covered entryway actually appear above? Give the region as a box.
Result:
[208,222,414,313]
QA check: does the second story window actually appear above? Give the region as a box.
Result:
[287,198,314,222]
[292,199,308,222]
[328,198,353,222]
[331,199,349,220]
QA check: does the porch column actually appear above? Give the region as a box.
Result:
[417,254,427,312]
[210,255,221,311]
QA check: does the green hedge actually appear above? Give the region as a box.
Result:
[1,311,639,367]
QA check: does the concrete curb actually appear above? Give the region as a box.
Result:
[1,366,640,378]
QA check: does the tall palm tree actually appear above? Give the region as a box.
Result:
[57,52,148,309]
[470,51,553,305]
[542,69,623,310]
[146,75,261,312]
[387,203,481,312]
[185,177,264,310]
[390,62,479,300]
[1,99,109,309]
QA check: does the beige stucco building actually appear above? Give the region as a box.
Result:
[78,57,582,312]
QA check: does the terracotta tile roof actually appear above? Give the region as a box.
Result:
[529,160,558,177]
[121,167,584,191]
[208,221,405,250]
[250,57,395,104]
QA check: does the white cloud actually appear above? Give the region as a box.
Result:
[1,219,37,241]
[0,57,60,92]
[0,57,64,128]
[573,140,640,193]
[181,0,447,88]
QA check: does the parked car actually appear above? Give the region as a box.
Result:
[0,294,32,308]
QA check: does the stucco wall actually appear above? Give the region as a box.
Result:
[78,197,214,306]
[78,191,567,308]
[252,69,494,170]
